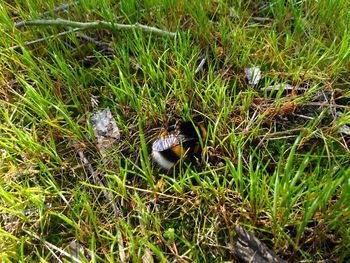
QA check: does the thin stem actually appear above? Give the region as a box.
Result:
[15,18,177,38]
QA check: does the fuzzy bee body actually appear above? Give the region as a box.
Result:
[152,121,206,169]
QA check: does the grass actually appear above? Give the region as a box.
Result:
[1,0,350,261]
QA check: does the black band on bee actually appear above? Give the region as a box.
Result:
[160,147,182,163]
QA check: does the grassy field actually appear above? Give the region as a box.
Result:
[1,0,350,262]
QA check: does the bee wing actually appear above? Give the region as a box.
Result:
[152,135,196,152]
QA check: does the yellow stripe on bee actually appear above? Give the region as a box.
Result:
[160,130,169,137]
[199,125,207,139]
[171,145,184,157]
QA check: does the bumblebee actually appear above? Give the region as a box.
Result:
[152,121,207,169]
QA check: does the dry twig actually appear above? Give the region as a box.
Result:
[15,18,177,38]
[1,28,81,53]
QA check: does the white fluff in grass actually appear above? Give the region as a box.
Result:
[245,66,261,85]
[90,107,120,158]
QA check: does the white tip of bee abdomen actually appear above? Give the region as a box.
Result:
[151,149,175,169]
